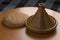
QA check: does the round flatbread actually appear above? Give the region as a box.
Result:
[2,12,29,28]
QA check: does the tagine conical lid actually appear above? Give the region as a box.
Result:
[26,3,57,33]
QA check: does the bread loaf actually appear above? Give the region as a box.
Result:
[3,12,29,28]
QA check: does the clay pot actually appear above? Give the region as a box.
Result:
[26,3,58,33]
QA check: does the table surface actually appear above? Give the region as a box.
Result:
[0,7,60,40]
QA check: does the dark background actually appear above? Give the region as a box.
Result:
[0,0,60,13]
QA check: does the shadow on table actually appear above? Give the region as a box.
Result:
[26,28,57,39]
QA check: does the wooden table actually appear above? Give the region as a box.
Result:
[0,7,60,40]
